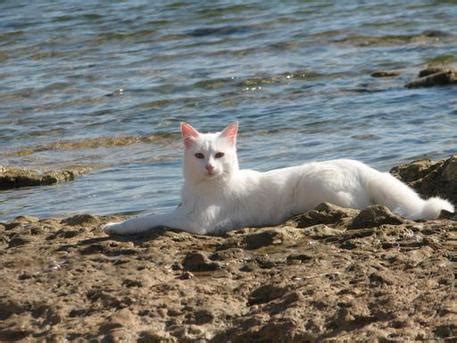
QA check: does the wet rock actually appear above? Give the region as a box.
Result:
[292,202,358,228]
[405,66,457,88]
[419,67,449,77]
[350,205,404,229]
[182,252,220,272]
[0,165,91,190]
[371,70,401,77]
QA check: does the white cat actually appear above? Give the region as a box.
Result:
[104,122,454,235]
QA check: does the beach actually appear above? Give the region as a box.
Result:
[1,156,455,341]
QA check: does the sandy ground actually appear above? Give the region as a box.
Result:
[1,157,456,342]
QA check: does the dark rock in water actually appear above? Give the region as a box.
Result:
[371,70,401,78]
[350,205,404,229]
[418,67,453,78]
[405,67,457,88]
[391,155,457,205]
[0,166,91,190]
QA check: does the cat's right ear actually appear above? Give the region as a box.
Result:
[220,121,238,145]
[180,122,200,148]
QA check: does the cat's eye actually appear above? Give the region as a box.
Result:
[195,153,205,159]
[215,152,224,159]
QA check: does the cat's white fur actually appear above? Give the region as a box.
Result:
[104,122,454,235]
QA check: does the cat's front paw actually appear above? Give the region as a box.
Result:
[103,222,127,235]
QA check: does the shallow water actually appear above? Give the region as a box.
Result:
[1,0,456,221]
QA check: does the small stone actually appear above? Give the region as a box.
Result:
[189,309,214,325]
[240,263,257,272]
[371,70,401,77]
[8,234,32,248]
[138,330,177,343]
[369,271,395,286]
[178,271,194,280]
[182,252,220,272]
[292,202,358,228]
[61,214,99,226]
[302,224,343,239]
[122,279,143,288]
[100,308,136,334]
[350,205,404,229]
[244,231,276,249]
[287,254,313,263]
[248,284,288,305]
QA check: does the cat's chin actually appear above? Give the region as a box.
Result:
[204,171,223,179]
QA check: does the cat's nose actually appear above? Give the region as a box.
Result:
[205,164,214,172]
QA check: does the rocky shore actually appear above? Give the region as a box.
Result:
[1,157,456,342]
[0,166,92,190]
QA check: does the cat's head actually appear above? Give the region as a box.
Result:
[181,122,239,182]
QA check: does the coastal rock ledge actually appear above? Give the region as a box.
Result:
[0,166,92,190]
[0,157,456,342]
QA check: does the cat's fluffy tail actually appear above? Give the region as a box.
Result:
[420,196,454,220]
[364,168,454,220]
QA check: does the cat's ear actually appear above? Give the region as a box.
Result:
[220,121,238,145]
[181,122,200,148]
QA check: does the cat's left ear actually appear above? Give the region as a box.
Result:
[220,121,238,145]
